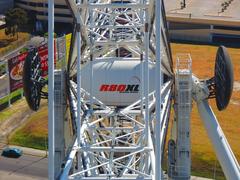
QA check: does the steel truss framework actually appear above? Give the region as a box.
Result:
[48,0,173,179]
[45,0,240,180]
[46,0,240,180]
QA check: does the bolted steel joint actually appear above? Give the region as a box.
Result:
[192,75,209,102]
[76,23,81,32]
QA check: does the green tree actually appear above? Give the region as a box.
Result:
[5,8,28,39]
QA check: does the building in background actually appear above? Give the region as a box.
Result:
[15,0,72,23]
[0,0,14,14]
[0,0,14,29]
[165,0,240,44]
[15,0,73,33]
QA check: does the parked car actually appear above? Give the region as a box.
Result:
[1,148,23,158]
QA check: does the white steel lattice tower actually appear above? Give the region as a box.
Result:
[47,0,174,179]
[66,0,155,179]
[44,1,240,180]
[175,54,192,179]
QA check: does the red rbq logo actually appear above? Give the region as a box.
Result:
[99,84,139,93]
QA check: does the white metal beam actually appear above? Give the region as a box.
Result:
[197,100,240,180]
[155,0,162,178]
[48,0,55,179]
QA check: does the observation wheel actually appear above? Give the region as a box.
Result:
[22,0,240,179]
[62,0,174,179]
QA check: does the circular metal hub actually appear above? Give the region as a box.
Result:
[214,46,234,111]
[23,48,42,111]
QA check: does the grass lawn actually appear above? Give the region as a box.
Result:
[9,101,48,150]
[0,28,30,57]
[171,43,240,179]
[7,43,240,179]
[0,98,25,122]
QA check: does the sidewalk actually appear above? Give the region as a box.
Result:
[191,176,213,180]
[0,43,27,62]
[0,36,45,63]
[0,170,47,180]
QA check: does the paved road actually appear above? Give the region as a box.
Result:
[0,153,48,180]
[0,44,25,62]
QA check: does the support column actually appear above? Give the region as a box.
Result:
[155,0,162,179]
[48,0,55,179]
[197,100,240,180]
[76,23,82,171]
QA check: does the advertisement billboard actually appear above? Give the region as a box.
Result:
[38,42,56,76]
[8,52,28,92]
[65,33,72,62]
[6,40,57,93]
[38,43,48,77]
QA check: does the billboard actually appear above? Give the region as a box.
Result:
[66,33,72,62]
[4,39,58,94]
[8,52,28,92]
[38,42,56,76]
[38,43,48,77]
